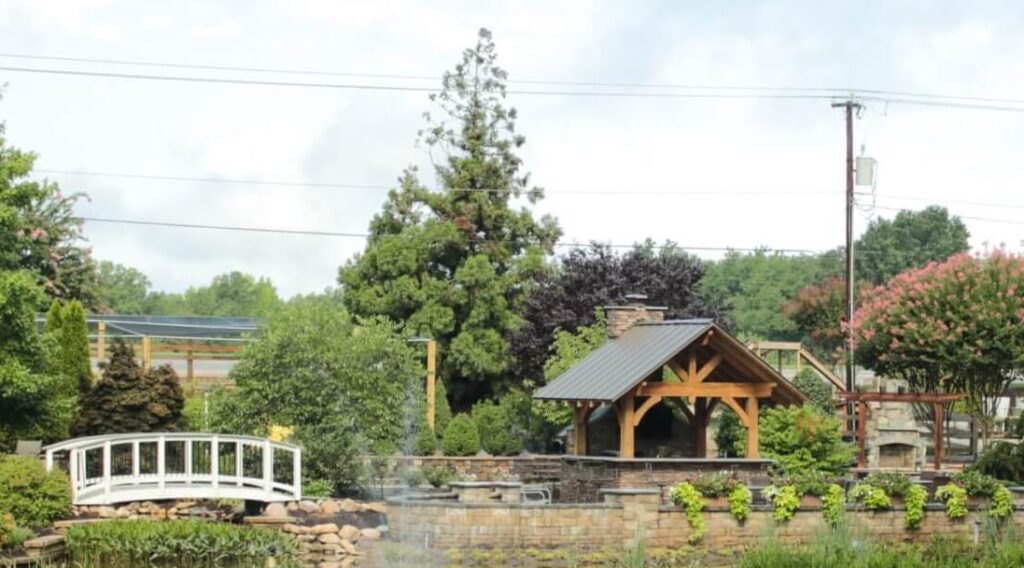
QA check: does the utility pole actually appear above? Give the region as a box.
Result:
[832,100,861,418]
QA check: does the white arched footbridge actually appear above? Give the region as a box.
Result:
[44,433,301,506]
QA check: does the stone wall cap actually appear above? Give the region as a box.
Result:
[602,305,668,312]
[598,488,661,495]
[449,481,523,488]
[561,456,774,465]
[23,534,65,549]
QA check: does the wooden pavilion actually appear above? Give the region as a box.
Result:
[534,303,805,459]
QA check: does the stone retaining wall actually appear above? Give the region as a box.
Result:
[361,455,563,484]
[389,488,1023,551]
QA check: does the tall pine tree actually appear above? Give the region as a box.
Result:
[339,29,561,409]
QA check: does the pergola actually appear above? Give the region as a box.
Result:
[534,320,805,458]
[842,391,964,470]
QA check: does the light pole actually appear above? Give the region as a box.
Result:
[408,337,437,431]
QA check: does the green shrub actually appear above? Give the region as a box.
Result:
[294,418,363,495]
[789,470,831,497]
[6,527,34,549]
[759,405,854,478]
[988,485,1013,520]
[302,479,333,498]
[848,483,891,510]
[713,410,746,457]
[791,368,835,415]
[422,465,459,488]
[860,472,913,497]
[471,400,523,456]
[972,441,1024,484]
[442,414,481,457]
[0,455,71,527]
[400,467,426,488]
[414,421,438,456]
[0,512,14,548]
[65,519,299,567]
[763,485,800,522]
[953,470,1001,497]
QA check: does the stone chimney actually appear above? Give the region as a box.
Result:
[604,294,667,339]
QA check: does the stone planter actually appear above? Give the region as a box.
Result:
[968,496,991,509]
[704,496,730,509]
[800,495,823,509]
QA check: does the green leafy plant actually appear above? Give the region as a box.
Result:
[0,455,71,527]
[904,484,928,529]
[988,485,1013,520]
[442,414,481,456]
[691,472,740,498]
[848,483,892,511]
[728,483,752,523]
[763,484,800,522]
[400,467,426,488]
[860,472,913,497]
[954,470,1002,497]
[301,479,333,498]
[421,465,459,488]
[822,483,846,526]
[790,368,836,415]
[670,482,707,543]
[65,519,299,567]
[789,470,831,497]
[936,484,968,520]
[413,421,438,456]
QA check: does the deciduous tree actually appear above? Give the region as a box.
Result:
[512,241,727,384]
[855,206,969,284]
[96,261,151,314]
[854,251,1024,442]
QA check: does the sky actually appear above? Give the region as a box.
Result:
[1,0,1023,297]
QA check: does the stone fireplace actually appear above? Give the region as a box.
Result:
[865,384,927,469]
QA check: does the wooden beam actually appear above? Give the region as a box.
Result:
[573,406,590,456]
[843,392,963,403]
[798,348,845,390]
[694,399,708,458]
[933,401,944,470]
[856,400,867,468]
[668,359,689,382]
[747,341,803,351]
[701,329,715,346]
[633,395,663,427]
[640,382,774,399]
[718,396,751,427]
[704,398,720,426]
[619,392,636,458]
[745,397,759,458]
[694,353,723,384]
[688,349,698,385]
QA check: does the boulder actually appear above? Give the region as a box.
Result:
[298,500,322,514]
[320,500,342,515]
[310,523,340,535]
[97,506,118,518]
[318,533,342,544]
[264,502,288,517]
[360,528,381,540]
[338,498,361,513]
[282,523,306,535]
[364,502,387,514]
[340,539,358,555]
[339,525,360,540]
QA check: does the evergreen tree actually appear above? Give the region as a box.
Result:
[73,343,185,436]
[44,300,63,334]
[339,29,561,408]
[59,301,92,395]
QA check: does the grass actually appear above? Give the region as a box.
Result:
[64,519,300,567]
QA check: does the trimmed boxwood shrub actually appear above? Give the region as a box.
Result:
[471,400,523,456]
[442,414,480,456]
[0,455,71,527]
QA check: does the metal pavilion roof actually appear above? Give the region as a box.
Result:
[533,319,714,403]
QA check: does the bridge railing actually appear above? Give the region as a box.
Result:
[44,433,301,505]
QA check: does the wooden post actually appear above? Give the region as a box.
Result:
[97,321,107,360]
[573,405,588,456]
[694,399,707,458]
[187,350,195,382]
[619,393,635,458]
[933,401,944,471]
[141,336,152,371]
[426,340,437,431]
[745,398,759,458]
[776,350,783,372]
[795,349,802,373]
[856,400,867,468]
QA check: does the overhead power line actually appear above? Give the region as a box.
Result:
[873,206,1024,226]
[78,216,820,254]
[5,52,1024,107]
[35,168,832,197]
[37,168,1024,210]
